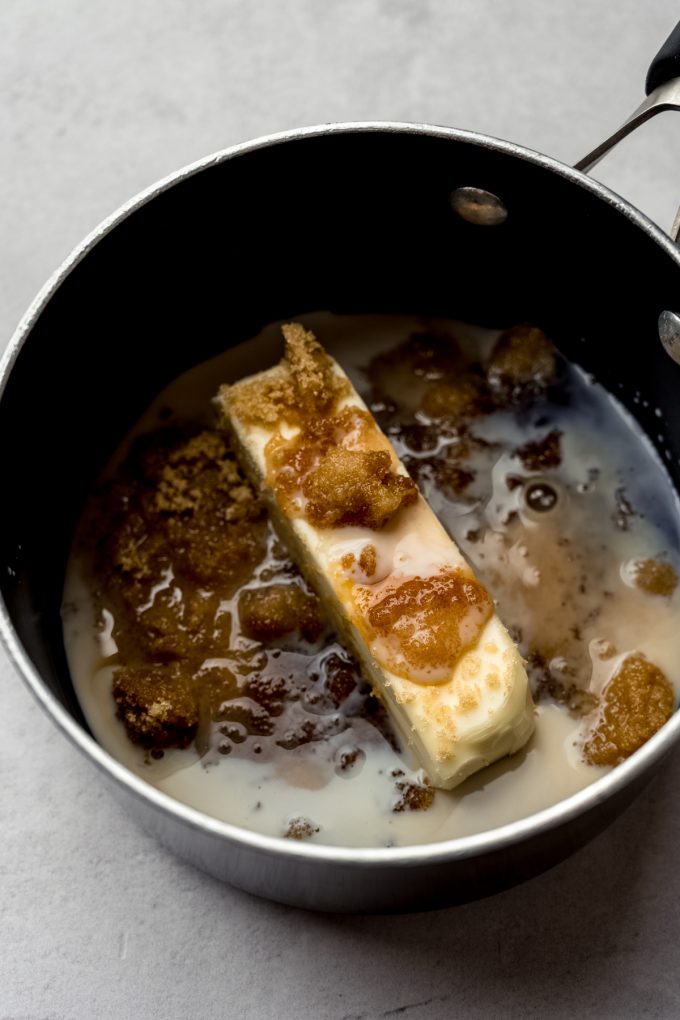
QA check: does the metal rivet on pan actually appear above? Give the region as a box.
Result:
[658,310,680,365]
[450,186,508,226]
[524,480,559,513]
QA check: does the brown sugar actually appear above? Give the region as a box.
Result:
[264,405,417,529]
[323,652,358,707]
[434,460,476,496]
[105,429,267,598]
[238,584,323,643]
[405,430,490,498]
[526,649,598,716]
[217,698,276,738]
[487,324,557,403]
[86,416,402,762]
[358,544,377,577]
[130,588,229,662]
[364,569,493,679]
[218,323,347,428]
[152,431,245,516]
[584,654,675,766]
[303,448,417,529]
[86,427,276,752]
[395,330,462,380]
[515,429,562,472]
[112,663,199,749]
[631,557,678,598]
[245,673,290,715]
[157,432,267,589]
[265,407,375,511]
[393,776,435,812]
[167,513,267,589]
[420,375,493,421]
[369,330,462,387]
[284,816,320,840]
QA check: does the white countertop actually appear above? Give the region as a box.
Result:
[3,2,680,1017]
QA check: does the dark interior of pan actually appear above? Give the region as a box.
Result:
[2,127,680,726]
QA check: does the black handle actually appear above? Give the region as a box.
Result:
[646,20,680,93]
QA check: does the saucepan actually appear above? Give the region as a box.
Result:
[3,22,680,913]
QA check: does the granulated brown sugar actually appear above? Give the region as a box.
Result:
[584,654,674,766]
[362,570,493,679]
[303,447,417,529]
[358,544,377,577]
[631,557,678,597]
[421,375,493,421]
[218,323,348,427]
[515,429,562,472]
[238,583,323,642]
[393,775,435,812]
[112,663,199,749]
[284,817,320,840]
[487,324,557,403]
[264,405,417,529]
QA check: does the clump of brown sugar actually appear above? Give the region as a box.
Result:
[107,428,267,597]
[284,817,320,840]
[83,426,276,753]
[421,375,493,421]
[364,569,493,680]
[323,652,358,707]
[438,463,475,495]
[112,664,199,750]
[584,654,674,767]
[85,417,404,763]
[265,406,417,529]
[124,588,230,663]
[359,544,377,577]
[217,323,347,427]
[515,429,562,472]
[370,329,462,385]
[487,324,557,404]
[405,430,492,498]
[526,649,598,716]
[160,433,266,588]
[392,773,435,812]
[427,457,476,496]
[152,431,250,518]
[238,584,324,643]
[303,447,417,529]
[630,557,678,598]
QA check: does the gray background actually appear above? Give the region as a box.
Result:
[3,2,680,1017]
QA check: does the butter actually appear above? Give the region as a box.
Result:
[216,324,535,788]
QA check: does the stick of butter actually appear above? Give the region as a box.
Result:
[216,324,535,789]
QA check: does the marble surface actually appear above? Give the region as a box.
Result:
[3,2,680,1017]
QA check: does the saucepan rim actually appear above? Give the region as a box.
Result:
[2,119,680,868]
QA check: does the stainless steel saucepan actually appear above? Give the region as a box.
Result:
[3,22,680,913]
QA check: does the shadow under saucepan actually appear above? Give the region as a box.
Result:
[213,747,680,1017]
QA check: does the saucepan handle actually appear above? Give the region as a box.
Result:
[575,18,680,241]
[583,20,680,362]
[646,20,680,94]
